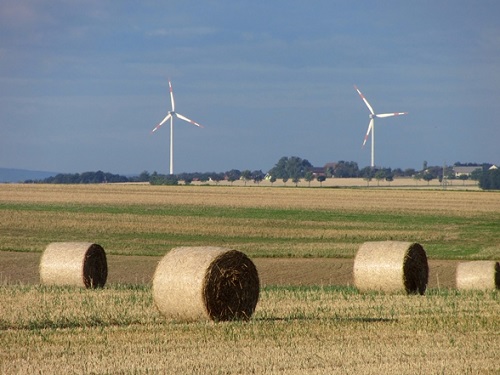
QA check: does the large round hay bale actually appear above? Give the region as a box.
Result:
[354,241,428,295]
[456,261,500,291]
[152,246,260,322]
[39,242,108,288]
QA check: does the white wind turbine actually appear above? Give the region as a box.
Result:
[354,85,407,168]
[151,79,204,175]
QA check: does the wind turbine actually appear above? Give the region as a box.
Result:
[354,85,407,168]
[151,80,204,175]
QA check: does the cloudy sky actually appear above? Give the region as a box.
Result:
[1,1,499,175]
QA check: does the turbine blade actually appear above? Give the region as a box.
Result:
[362,118,374,148]
[376,112,408,118]
[169,80,175,112]
[175,113,204,128]
[151,113,172,133]
[354,85,375,115]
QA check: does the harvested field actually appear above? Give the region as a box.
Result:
[1,184,498,373]
[1,184,499,260]
[1,278,498,374]
[0,251,460,288]
[0,183,494,215]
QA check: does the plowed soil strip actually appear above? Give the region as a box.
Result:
[0,251,458,288]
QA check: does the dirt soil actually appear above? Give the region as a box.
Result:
[1,251,460,289]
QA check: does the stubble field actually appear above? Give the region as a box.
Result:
[1,183,499,374]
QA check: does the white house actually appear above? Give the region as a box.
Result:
[452,166,482,177]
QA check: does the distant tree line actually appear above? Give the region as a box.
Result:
[149,169,266,186]
[25,158,499,190]
[27,170,148,184]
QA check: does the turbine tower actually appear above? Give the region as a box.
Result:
[151,80,204,175]
[354,85,407,168]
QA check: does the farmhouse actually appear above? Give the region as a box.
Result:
[452,166,481,177]
[309,166,326,177]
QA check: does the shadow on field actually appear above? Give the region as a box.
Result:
[0,319,143,331]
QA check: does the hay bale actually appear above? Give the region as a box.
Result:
[152,246,260,322]
[456,261,500,291]
[39,242,107,288]
[354,241,428,295]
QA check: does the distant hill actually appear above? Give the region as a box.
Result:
[0,168,58,183]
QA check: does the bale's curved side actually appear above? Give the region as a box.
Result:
[39,242,107,288]
[152,247,260,322]
[456,261,500,290]
[354,241,428,295]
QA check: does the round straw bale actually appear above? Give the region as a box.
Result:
[152,246,260,322]
[354,241,428,295]
[39,242,107,288]
[456,261,500,291]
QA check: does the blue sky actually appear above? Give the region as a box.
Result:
[1,1,499,175]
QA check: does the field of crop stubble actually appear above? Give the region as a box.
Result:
[1,183,499,374]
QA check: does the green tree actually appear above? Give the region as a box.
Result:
[479,169,500,190]
[374,170,386,186]
[413,173,422,185]
[269,156,289,179]
[304,171,314,187]
[286,158,300,183]
[404,168,416,177]
[138,171,150,182]
[360,166,374,180]
[423,173,433,185]
[150,174,178,185]
[470,168,483,181]
[268,156,313,180]
[226,169,241,185]
[241,170,251,186]
[209,173,222,185]
[252,170,265,184]
[363,175,372,187]
[317,175,326,187]
[333,161,359,178]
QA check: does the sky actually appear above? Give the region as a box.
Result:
[1,1,499,175]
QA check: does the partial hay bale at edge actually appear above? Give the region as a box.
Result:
[152,246,260,322]
[354,241,429,295]
[39,242,108,288]
[456,261,500,291]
